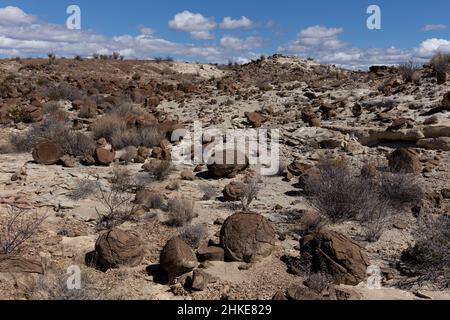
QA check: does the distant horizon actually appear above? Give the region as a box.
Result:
[0,1,449,70]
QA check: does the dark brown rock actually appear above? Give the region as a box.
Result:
[300,230,370,286]
[196,246,225,262]
[207,149,249,179]
[222,181,243,201]
[220,213,276,262]
[32,141,64,165]
[95,228,144,269]
[0,255,44,274]
[94,148,115,166]
[160,237,198,277]
[388,148,421,174]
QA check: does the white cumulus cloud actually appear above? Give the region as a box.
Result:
[220,16,253,29]
[169,11,216,40]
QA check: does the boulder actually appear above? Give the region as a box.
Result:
[94,148,115,166]
[207,149,249,179]
[245,111,267,128]
[300,230,370,286]
[191,269,210,291]
[60,154,77,168]
[32,141,64,165]
[443,92,450,109]
[196,246,225,262]
[417,137,450,151]
[387,148,421,174]
[220,213,276,262]
[286,285,325,300]
[95,228,144,269]
[160,237,198,277]
[287,161,312,177]
[222,181,243,201]
[0,255,44,274]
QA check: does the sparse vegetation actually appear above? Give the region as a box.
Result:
[0,205,47,254]
[166,198,197,227]
[146,160,172,181]
[94,183,137,230]
[179,224,207,249]
[398,60,420,83]
[69,179,98,200]
[239,176,262,212]
[402,215,450,288]
[304,160,422,242]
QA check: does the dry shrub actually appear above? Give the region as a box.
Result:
[95,183,137,230]
[166,199,197,227]
[304,161,373,222]
[69,179,98,200]
[179,224,207,249]
[0,205,47,254]
[32,268,110,300]
[110,167,133,192]
[402,215,450,288]
[200,183,219,200]
[143,192,165,210]
[46,82,83,101]
[9,114,95,155]
[304,272,330,294]
[304,160,422,242]
[147,160,172,181]
[430,53,450,74]
[91,112,163,150]
[398,60,420,83]
[239,176,262,212]
[379,172,423,208]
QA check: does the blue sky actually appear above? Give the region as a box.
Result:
[0,0,449,69]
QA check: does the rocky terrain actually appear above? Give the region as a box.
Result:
[0,54,449,300]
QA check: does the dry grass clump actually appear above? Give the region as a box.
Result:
[166,198,197,227]
[179,224,207,249]
[46,82,83,101]
[90,106,164,150]
[9,113,95,156]
[146,160,172,181]
[238,175,262,212]
[398,60,420,83]
[69,179,98,200]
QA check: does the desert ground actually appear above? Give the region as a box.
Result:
[0,54,449,300]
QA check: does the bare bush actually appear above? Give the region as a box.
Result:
[304,161,374,222]
[402,215,450,288]
[430,53,450,74]
[166,199,197,227]
[143,192,165,210]
[294,212,328,237]
[69,179,98,200]
[0,205,47,254]
[200,183,219,200]
[379,172,423,208]
[9,114,95,156]
[179,224,207,249]
[398,60,420,83]
[95,184,137,230]
[146,160,172,181]
[110,167,133,192]
[360,197,392,242]
[239,176,262,212]
[91,113,163,149]
[47,82,83,101]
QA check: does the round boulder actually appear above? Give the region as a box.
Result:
[207,149,249,179]
[160,237,198,277]
[32,141,64,165]
[94,147,115,166]
[220,213,276,262]
[388,148,421,174]
[95,228,144,269]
